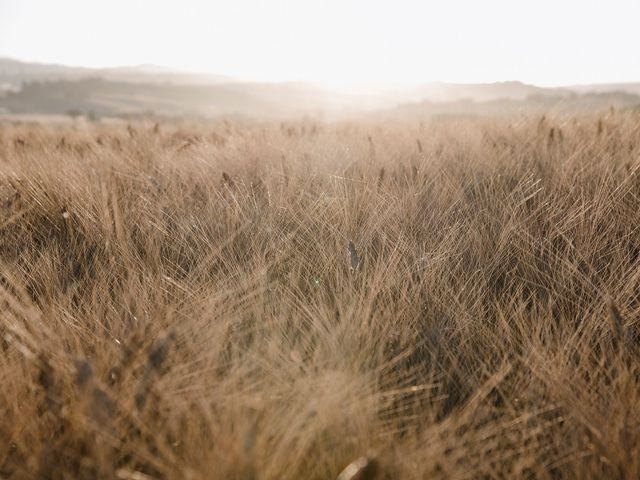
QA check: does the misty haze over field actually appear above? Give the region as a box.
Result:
[2,58,640,120]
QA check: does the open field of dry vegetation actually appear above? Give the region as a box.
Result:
[1,112,640,479]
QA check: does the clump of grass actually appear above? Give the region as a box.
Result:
[347,241,360,271]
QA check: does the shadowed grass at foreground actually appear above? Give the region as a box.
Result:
[0,114,639,479]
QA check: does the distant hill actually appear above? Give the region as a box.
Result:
[385,81,568,104]
[567,83,640,96]
[0,58,232,90]
[2,58,640,119]
[376,91,640,120]
[0,77,361,119]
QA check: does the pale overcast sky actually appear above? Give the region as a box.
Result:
[1,0,639,86]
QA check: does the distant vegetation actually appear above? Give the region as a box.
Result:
[0,77,347,119]
[1,112,640,478]
[2,58,640,119]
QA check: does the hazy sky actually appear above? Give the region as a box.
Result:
[1,0,639,86]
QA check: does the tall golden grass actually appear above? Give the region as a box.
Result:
[1,112,639,479]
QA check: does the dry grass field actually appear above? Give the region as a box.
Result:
[1,113,640,479]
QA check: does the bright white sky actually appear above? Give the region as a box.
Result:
[1,0,639,87]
